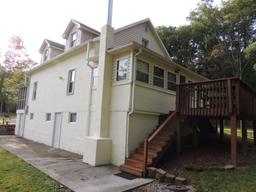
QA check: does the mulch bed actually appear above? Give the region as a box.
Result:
[132,134,253,191]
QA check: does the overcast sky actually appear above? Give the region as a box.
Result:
[0,0,222,62]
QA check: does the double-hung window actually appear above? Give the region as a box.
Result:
[43,49,49,62]
[70,32,77,47]
[136,60,149,83]
[46,113,51,121]
[116,58,128,81]
[32,82,37,100]
[153,66,164,88]
[167,72,177,91]
[67,69,76,94]
[69,113,77,123]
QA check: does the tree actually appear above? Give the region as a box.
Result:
[189,0,256,80]
[157,25,197,70]
[157,0,256,88]
[0,36,33,113]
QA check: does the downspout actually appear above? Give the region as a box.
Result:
[85,40,96,136]
[125,48,142,157]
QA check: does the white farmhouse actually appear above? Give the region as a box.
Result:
[15,18,207,176]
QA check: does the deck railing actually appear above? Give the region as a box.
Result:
[176,78,256,120]
[17,86,27,110]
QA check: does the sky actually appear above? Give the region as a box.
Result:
[0,0,222,62]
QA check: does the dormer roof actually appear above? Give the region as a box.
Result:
[62,19,100,39]
[39,39,64,54]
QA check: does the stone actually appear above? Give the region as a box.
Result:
[167,185,189,192]
[155,169,167,182]
[186,185,196,192]
[165,173,176,183]
[175,177,187,185]
[223,165,235,171]
[147,167,157,178]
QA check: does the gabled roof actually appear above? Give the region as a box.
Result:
[114,18,171,60]
[62,19,100,39]
[39,39,64,53]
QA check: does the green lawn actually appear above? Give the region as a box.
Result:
[188,151,256,192]
[0,113,16,125]
[187,128,256,192]
[224,128,254,140]
[0,147,64,192]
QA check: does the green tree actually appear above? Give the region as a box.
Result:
[0,36,33,113]
[157,0,256,88]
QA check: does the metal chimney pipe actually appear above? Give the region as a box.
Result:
[107,0,113,26]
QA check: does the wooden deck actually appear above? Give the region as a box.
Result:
[176,78,256,165]
[176,78,256,119]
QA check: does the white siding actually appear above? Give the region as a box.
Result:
[24,48,92,155]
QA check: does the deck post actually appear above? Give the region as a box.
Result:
[253,120,256,145]
[242,120,248,154]
[230,114,237,166]
[193,124,198,148]
[176,115,181,155]
[220,119,224,140]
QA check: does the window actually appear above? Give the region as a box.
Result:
[70,32,77,47]
[92,66,99,87]
[167,72,177,91]
[32,82,37,100]
[43,49,49,61]
[136,60,149,83]
[30,113,34,120]
[116,58,128,81]
[46,113,51,121]
[69,113,77,123]
[153,66,164,88]
[67,69,76,94]
[142,38,149,48]
[180,75,186,84]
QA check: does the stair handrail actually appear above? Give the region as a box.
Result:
[148,111,177,142]
[143,111,177,177]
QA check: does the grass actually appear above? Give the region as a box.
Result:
[188,150,256,192]
[224,128,254,140]
[0,113,16,125]
[187,128,256,192]
[0,147,63,192]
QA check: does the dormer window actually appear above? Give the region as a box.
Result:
[70,32,77,47]
[43,49,49,62]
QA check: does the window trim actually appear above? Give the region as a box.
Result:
[32,82,38,100]
[167,71,177,92]
[153,65,165,88]
[136,59,150,84]
[67,69,76,95]
[69,112,77,123]
[116,57,129,82]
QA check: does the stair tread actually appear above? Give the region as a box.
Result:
[120,164,144,177]
[120,111,178,177]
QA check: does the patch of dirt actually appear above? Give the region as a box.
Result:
[132,134,254,191]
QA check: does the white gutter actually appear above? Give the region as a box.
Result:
[85,40,96,136]
[125,48,142,157]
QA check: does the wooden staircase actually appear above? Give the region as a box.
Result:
[120,111,179,177]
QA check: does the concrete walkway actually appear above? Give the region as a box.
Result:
[0,136,152,192]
